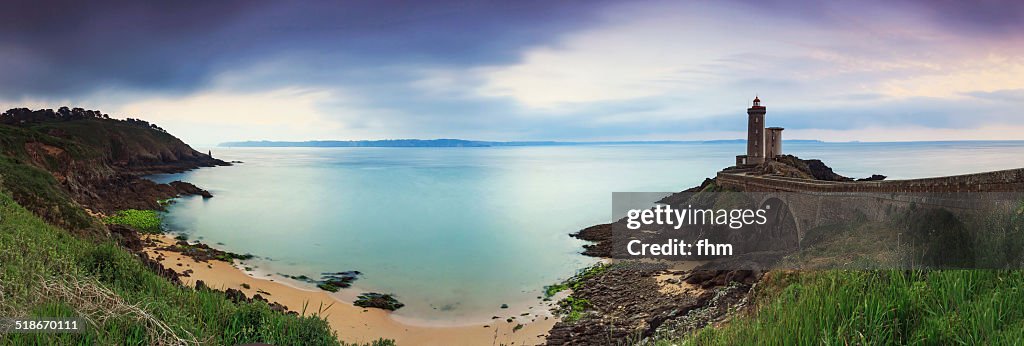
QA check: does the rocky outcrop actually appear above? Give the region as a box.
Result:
[857,174,887,181]
[1,111,229,227]
[353,293,405,311]
[156,240,253,263]
[169,181,213,198]
[137,251,182,285]
[109,224,144,252]
[545,263,757,345]
[570,223,612,258]
[210,283,296,315]
[77,177,213,214]
[763,155,852,181]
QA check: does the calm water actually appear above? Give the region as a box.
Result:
[149,141,1024,323]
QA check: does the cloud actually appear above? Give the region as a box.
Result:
[790,124,1024,142]
[964,88,1024,102]
[103,87,348,146]
[474,0,1024,111]
[0,0,608,98]
[2,0,1023,143]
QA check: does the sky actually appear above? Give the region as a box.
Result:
[1,0,1023,146]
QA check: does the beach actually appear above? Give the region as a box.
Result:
[143,234,558,345]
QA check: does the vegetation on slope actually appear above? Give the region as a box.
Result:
[1,108,226,222]
[543,263,611,323]
[103,209,163,234]
[0,190,393,345]
[0,156,98,233]
[650,199,1024,345]
[659,270,1024,345]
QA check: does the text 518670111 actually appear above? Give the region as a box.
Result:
[1,318,83,333]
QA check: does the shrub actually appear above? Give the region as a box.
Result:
[104,209,162,233]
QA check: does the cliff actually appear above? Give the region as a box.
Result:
[0,107,228,233]
[0,108,344,345]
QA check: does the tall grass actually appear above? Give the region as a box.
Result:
[654,270,1024,345]
[646,201,1024,345]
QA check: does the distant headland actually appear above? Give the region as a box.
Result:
[218,139,825,148]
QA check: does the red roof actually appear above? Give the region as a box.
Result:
[753,96,760,103]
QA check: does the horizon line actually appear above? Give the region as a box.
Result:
[214,138,1024,147]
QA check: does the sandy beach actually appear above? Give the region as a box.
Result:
[143,234,557,345]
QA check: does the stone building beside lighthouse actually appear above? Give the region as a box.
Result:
[735,96,784,166]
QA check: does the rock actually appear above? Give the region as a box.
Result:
[224,288,246,303]
[771,155,852,181]
[857,174,887,181]
[269,301,290,313]
[322,270,361,276]
[137,252,181,285]
[571,223,611,242]
[500,303,509,309]
[169,181,213,198]
[544,262,757,346]
[317,283,341,292]
[159,240,253,263]
[315,270,361,292]
[108,224,143,251]
[353,293,404,311]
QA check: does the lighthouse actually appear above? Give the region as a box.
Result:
[746,96,766,164]
[735,96,783,167]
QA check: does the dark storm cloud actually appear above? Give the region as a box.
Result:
[2,0,1019,99]
[916,0,1024,36]
[735,0,1024,36]
[0,0,609,98]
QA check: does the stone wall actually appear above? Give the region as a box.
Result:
[718,167,1024,193]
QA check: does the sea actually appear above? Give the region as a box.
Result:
[147,141,1024,324]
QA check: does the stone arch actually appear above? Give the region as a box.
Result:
[756,195,802,252]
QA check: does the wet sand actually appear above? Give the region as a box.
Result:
[143,235,557,345]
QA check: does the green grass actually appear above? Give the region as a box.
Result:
[0,191,391,346]
[0,156,98,232]
[0,123,99,162]
[557,296,590,323]
[103,209,163,234]
[544,263,611,298]
[543,263,610,324]
[645,201,1024,345]
[28,119,189,164]
[652,270,1024,345]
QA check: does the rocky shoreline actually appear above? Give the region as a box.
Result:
[547,156,874,345]
[549,219,763,345]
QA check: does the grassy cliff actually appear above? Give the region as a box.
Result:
[0,109,227,232]
[0,108,381,345]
